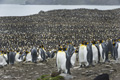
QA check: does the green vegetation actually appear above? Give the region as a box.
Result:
[37,74,64,80]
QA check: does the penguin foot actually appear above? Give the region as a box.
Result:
[85,66,89,68]
[105,60,110,62]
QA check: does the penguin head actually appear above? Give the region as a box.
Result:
[16,50,19,53]
[41,45,44,48]
[62,45,67,51]
[92,40,96,44]
[58,45,62,51]
[25,51,29,54]
[75,49,78,53]
[66,41,71,45]
[39,45,41,48]
[3,51,7,54]
[112,39,117,42]
[81,41,85,45]
[99,40,103,43]
[1,50,4,53]
[84,42,88,45]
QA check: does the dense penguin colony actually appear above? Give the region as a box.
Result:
[0,9,120,80]
[0,39,120,74]
[0,9,120,50]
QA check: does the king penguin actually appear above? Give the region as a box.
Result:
[25,50,32,62]
[65,42,75,74]
[79,41,89,67]
[99,40,106,63]
[106,38,113,62]
[113,39,120,61]
[38,45,46,62]
[56,45,69,74]
[8,49,16,65]
[0,51,7,66]
[31,47,37,63]
[91,40,98,65]
[15,50,22,62]
[87,42,93,66]
[71,45,77,67]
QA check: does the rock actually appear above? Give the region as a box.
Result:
[51,71,61,77]
[93,73,109,80]
[2,75,12,79]
[105,65,112,68]
[36,63,45,66]
[81,72,86,75]
[59,73,74,80]
[109,69,117,73]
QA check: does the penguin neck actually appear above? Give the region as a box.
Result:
[81,44,85,46]
[58,50,62,52]
[17,52,19,54]
[0,53,3,56]
[42,48,45,50]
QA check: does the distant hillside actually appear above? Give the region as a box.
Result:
[0,0,120,5]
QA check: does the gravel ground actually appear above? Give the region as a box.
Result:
[0,58,120,80]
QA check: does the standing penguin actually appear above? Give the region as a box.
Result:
[91,41,98,65]
[99,40,106,63]
[79,41,89,67]
[113,39,120,61]
[106,39,113,61]
[31,47,37,63]
[8,49,16,65]
[71,48,78,67]
[66,42,75,74]
[87,42,93,66]
[56,45,68,74]
[38,45,46,62]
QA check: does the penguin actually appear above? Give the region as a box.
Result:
[51,49,57,59]
[56,45,68,74]
[18,50,26,61]
[113,39,120,61]
[31,47,37,63]
[87,42,93,66]
[79,41,89,67]
[46,50,51,59]
[71,48,78,67]
[15,50,22,62]
[38,45,46,62]
[8,49,16,65]
[2,50,8,63]
[65,43,75,74]
[0,51,7,66]
[106,38,113,61]
[99,40,106,63]
[91,41,98,65]
[25,51,32,62]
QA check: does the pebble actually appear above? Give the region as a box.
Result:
[105,65,112,68]
[59,73,74,80]
[36,63,45,66]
